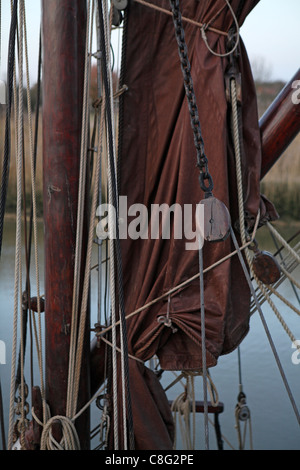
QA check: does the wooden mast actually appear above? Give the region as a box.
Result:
[42,0,90,449]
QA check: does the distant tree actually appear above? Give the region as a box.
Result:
[251,56,273,83]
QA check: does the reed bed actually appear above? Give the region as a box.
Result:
[261,133,300,220]
[0,81,299,221]
[0,106,43,215]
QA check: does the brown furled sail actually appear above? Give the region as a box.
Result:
[99,0,279,449]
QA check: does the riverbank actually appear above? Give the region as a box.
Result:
[1,79,299,220]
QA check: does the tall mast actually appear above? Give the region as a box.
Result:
[42,0,90,449]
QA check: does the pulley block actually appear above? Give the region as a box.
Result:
[199,196,231,243]
[250,241,281,285]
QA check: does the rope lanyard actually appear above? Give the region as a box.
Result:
[97,0,135,451]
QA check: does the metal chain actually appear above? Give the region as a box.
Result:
[169,0,213,194]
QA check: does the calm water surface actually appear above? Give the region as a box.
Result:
[0,217,299,450]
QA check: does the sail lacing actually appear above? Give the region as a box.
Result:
[134,0,228,37]
[97,218,261,340]
[201,0,240,58]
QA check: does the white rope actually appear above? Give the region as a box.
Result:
[70,3,108,423]
[22,0,45,419]
[201,0,240,58]
[168,370,220,450]
[98,220,261,340]
[235,405,253,450]
[232,78,300,336]
[66,0,92,419]
[171,376,194,450]
[231,78,296,340]
[8,0,24,450]
[32,387,107,450]
[280,265,300,292]
[267,221,300,265]
[40,416,81,451]
[231,75,300,425]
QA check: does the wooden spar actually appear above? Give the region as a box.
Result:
[42,0,90,449]
[260,68,300,179]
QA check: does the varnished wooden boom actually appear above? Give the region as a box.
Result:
[260,69,300,179]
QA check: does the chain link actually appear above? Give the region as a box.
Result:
[169,0,213,194]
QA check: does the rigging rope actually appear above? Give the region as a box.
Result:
[98,221,260,339]
[8,0,25,450]
[169,370,221,450]
[0,0,18,257]
[201,0,240,58]
[97,0,135,450]
[230,75,300,427]
[22,0,45,414]
[134,0,228,37]
[231,76,300,351]
[66,0,92,420]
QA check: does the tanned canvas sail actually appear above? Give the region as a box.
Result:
[94,0,278,449]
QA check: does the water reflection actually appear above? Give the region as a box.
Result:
[0,216,299,450]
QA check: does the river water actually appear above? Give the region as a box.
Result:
[0,217,299,450]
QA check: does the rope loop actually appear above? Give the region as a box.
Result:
[40,415,81,450]
[201,0,240,58]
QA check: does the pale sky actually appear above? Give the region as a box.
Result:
[0,0,299,84]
